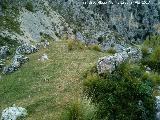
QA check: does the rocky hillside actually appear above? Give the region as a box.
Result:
[1,0,160,43]
[51,0,160,42]
[1,0,160,120]
[0,0,160,55]
[0,0,74,42]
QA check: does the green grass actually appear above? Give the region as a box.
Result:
[143,35,160,48]
[0,40,107,120]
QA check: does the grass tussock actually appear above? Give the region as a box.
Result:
[143,35,160,48]
[60,99,96,120]
[106,47,117,54]
[88,44,102,52]
[67,39,86,51]
[67,39,102,52]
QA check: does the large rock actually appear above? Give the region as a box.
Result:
[76,32,86,43]
[97,47,142,74]
[1,105,27,120]
[97,51,128,74]
[127,47,142,61]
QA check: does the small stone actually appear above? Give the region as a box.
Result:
[40,54,48,61]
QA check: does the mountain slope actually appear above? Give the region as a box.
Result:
[0,40,107,120]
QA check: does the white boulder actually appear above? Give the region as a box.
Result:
[1,105,27,120]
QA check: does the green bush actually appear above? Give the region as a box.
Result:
[106,47,117,54]
[141,46,160,73]
[61,99,96,120]
[141,35,160,73]
[144,35,160,48]
[141,46,150,58]
[25,2,34,12]
[151,46,160,61]
[83,63,155,120]
[67,40,85,51]
[88,44,102,52]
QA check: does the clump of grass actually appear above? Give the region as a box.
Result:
[67,39,85,51]
[106,47,116,54]
[143,35,160,48]
[141,35,160,73]
[141,46,160,73]
[61,99,96,120]
[88,44,102,52]
[141,46,150,58]
[151,46,160,61]
[67,40,102,52]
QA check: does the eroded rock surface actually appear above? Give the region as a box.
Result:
[97,47,142,74]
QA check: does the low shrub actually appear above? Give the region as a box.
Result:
[143,35,160,48]
[60,99,96,120]
[106,47,117,54]
[88,44,101,52]
[141,46,150,58]
[151,46,160,61]
[141,46,160,73]
[141,35,160,73]
[83,63,155,120]
[67,40,85,51]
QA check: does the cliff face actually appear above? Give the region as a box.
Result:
[0,0,73,42]
[0,0,160,43]
[96,0,160,42]
[51,0,160,42]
